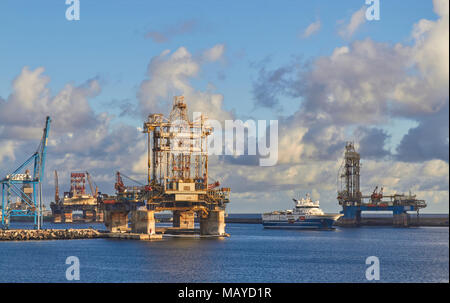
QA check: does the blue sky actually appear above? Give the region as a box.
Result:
[0,0,436,118]
[0,0,448,213]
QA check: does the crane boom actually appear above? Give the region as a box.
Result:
[54,170,59,203]
[86,171,97,198]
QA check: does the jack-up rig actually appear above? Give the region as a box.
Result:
[337,142,426,227]
[99,96,231,236]
[50,171,103,223]
[1,117,51,229]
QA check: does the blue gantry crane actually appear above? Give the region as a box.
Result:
[1,116,51,229]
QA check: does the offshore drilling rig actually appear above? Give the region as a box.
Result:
[337,142,426,227]
[50,171,102,223]
[100,96,230,236]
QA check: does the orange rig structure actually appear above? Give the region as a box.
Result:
[98,96,231,236]
[50,171,103,223]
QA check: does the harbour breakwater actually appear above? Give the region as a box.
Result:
[0,228,100,241]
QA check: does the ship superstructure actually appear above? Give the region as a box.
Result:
[262,194,341,229]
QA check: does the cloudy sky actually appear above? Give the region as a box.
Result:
[0,0,448,213]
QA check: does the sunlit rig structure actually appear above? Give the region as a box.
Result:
[337,142,426,227]
[0,117,51,229]
[50,171,103,223]
[99,96,230,236]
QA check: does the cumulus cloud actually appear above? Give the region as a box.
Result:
[251,0,448,165]
[0,67,145,205]
[396,103,449,162]
[138,45,232,121]
[338,7,366,39]
[355,127,391,159]
[301,19,321,38]
[0,66,101,139]
[240,0,449,211]
[252,63,295,109]
[0,140,16,163]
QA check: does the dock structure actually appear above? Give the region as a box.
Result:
[100,96,230,237]
[0,117,51,229]
[337,142,426,227]
[50,171,103,223]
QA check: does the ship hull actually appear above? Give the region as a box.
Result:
[262,214,341,230]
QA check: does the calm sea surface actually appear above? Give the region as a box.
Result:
[0,222,448,283]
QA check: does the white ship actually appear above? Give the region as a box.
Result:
[262,194,342,229]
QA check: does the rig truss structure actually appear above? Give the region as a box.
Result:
[100,96,230,236]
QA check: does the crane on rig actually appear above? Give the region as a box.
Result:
[86,171,98,198]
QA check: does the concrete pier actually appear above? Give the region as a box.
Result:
[63,212,73,223]
[200,210,226,236]
[53,213,62,223]
[173,210,195,229]
[104,210,129,232]
[131,210,156,234]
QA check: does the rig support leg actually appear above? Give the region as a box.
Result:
[96,209,104,222]
[339,206,361,227]
[131,210,155,235]
[393,207,409,227]
[53,212,62,223]
[200,210,226,236]
[104,210,129,232]
[83,210,95,223]
[63,211,73,223]
[173,210,195,229]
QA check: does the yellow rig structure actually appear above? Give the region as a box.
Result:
[100,96,230,236]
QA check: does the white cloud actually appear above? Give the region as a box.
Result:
[202,44,226,62]
[301,19,321,38]
[138,45,232,121]
[243,0,448,212]
[0,66,101,137]
[0,140,16,163]
[338,7,366,39]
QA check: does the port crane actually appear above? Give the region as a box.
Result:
[1,116,51,229]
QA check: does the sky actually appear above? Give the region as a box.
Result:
[0,0,448,213]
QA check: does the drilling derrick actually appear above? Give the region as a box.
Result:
[101,96,230,236]
[337,142,362,226]
[338,142,362,206]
